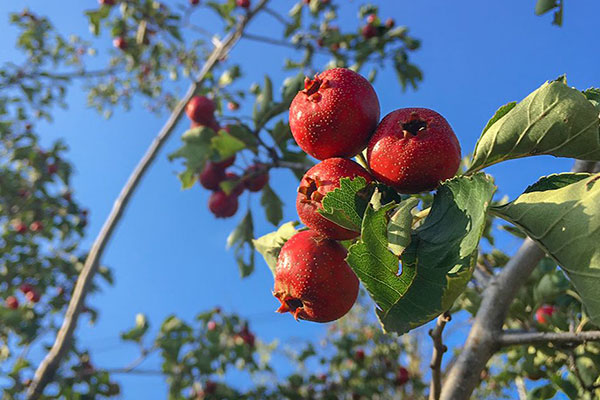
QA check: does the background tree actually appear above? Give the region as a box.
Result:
[1,1,599,399]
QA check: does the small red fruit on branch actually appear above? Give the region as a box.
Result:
[273,230,359,322]
[224,172,246,196]
[297,158,372,240]
[244,164,269,192]
[113,37,127,50]
[395,367,409,386]
[385,18,395,29]
[236,0,250,9]
[20,283,34,294]
[47,163,59,175]
[199,162,226,190]
[30,221,43,232]
[367,108,461,193]
[289,68,380,160]
[190,0,200,5]
[227,101,239,111]
[535,305,557,324]
[361,24,377,39]
[99,0,115,5]
[13,222,28,234]
[355,348,365,361]
[208,191,239,218]
[26,290,41,303]
[5,296,19,310]
[186,96,216,126]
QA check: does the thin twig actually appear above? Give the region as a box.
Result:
[429,312,451,400]
[26,2,270,398]
[499,330,600,346]
[263,7,290,26]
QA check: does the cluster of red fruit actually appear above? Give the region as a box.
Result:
[274,68,461,323]
[4,283,41,310]
[185,96,269,218]
[361,13,396,40]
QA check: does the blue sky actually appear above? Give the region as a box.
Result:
[1,0,599,397]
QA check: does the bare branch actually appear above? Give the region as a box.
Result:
[440,160,599,400]
[26,2,271,398]
[499,330,600,346]
[429,312,451,400]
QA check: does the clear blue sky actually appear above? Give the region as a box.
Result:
[1,0,599,398]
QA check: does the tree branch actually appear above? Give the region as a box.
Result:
[429,312,451,400]
[26,2,270,398]
[440,160,599,400]
[499,330,600,346]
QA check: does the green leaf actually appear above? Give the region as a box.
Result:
[225,124,259,153]
[549,375,579,400]
[261,184,283,226]
[481,102,516,135]
[347,173,495,334]
[121,313,149,343]
[168,126,217,188]
[317,177,372,232]
[387,198,419,257]
[211,129,245,160]
[583,88,600,112]
[468,80,600,173]
[227,211,255,278]
[535,0,557,15]
[253,221,299,276]
[492,173,600,326]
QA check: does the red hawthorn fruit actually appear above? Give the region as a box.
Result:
[297,158,372,240]
[355,349,365,361]
[5,296,19,310]
[26,290,40,303]
[205,380,217,394]
[273,230,359,322]
[30,221,43,232]
[227,101,239,111]
[57,287,65,296]
[190,0,200,5]
[289,68,380,160]
[14,222,28,234]
[186,96,216,125]
[18,188,30,198]
[113,37,127,50]
[208,191,239,218]
[385,18,395,29]
[303,0,310,4]
[361,24,377,39]
[395,367,409,386]
[62,191,72,202]
[239,328,255,347]
[99,0,115,5]
[199,162,226,190]
[20,283,33,294]
[244,164,269,192]
[330,42,340,51]
[366,14,377,24]
[535,305,557,324]
[207,320,217,331]
[224,172,245,196]
[316,38,324,47]
[213,154,235,169]
[236,0,250,8]
[47,163,58,175]
[367,108,461,193]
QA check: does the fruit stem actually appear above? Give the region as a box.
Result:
[355,152,369,171]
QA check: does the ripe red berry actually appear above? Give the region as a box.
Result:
[62,191,72,202]
[30,221,43,232]
[535,305,556,324]
[297,158,372,240]
[330,43,340,52]
[395,367,409,386]
[205,380,217,394]
[199,162,226,190]
[26,290,40,303]
[355,349,365,361]
[5,296,19,310]
[224,172,245,196]
[20,283,33,294]
[239,328,255,346]
[316,38,324,47]
[99,0,115,5]
[47,163,58,175]
[385,18,395,29]
[186,96,216,125]
[113,37,127,50]
[227,101,239,111]
[14,222,28,234]
[190,0,200,5]
[273,230,359,322]
[236,0,250,8]
[367,108,461,193]
[289,68,380,160]
[208,191,239,218]
[366,14,377,24]
[213,154,235,169]
[207,320,217,331]
[244,164,269,192]
[361,24,377,39]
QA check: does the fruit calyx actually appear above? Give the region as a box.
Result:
[401,112,428,136]
[274,291,307,320]
[302,76,329,102]
[298,176,324,204]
